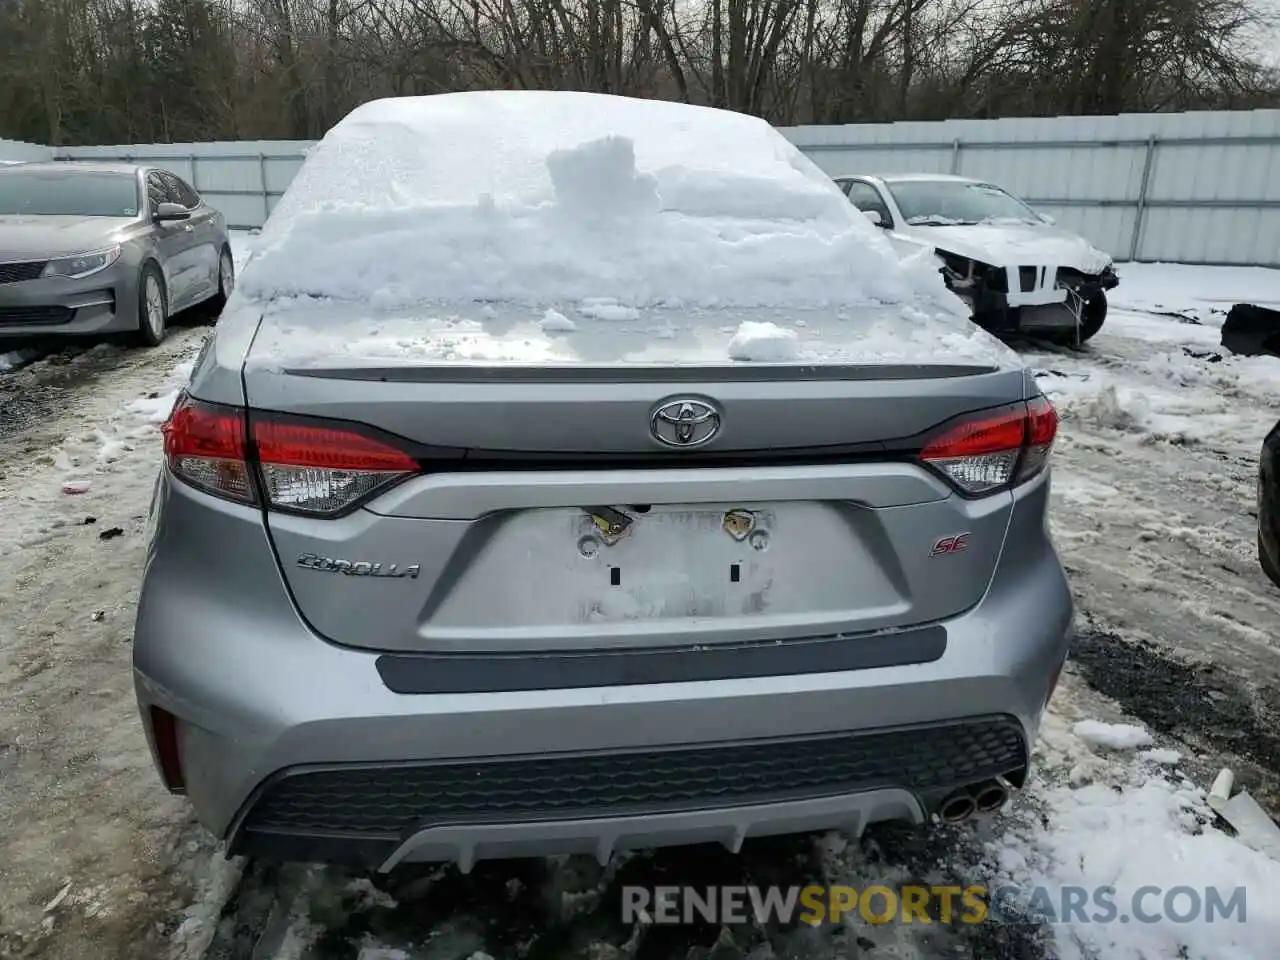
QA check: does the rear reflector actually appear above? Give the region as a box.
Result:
[149,706,186,794]
[920,396,1058,495]
[162,393,420,516]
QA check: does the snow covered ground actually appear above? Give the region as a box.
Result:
[0,250,1278,960]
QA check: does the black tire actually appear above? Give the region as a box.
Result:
[1043,290,1107,347]
[1261,533,1280,588]
[211,244,234,311]
[1077,289,1108,343]
[135,263,168,347]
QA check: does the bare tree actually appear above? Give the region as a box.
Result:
[0,0,1275,145]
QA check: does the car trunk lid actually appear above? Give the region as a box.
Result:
[240,299,1031,654]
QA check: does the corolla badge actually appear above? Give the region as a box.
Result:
[296,553,421,579]
[650,397,722,448]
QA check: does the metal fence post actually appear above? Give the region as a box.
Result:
[1129,134,1157,262]
[258,153,269,226]
[949,138,961,174]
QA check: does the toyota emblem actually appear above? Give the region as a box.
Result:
[650,397,722,448]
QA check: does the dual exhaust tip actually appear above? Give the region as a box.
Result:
[937,778,1011,823]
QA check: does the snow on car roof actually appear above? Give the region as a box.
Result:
[239,92,959,312]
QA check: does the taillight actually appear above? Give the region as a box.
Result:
[252,415,418,516]
[162,395,254,503]
[920,396,1058,495]
[1018,394,1058,482]
[161,393,419,516]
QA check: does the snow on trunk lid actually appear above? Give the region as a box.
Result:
[228,91,1018,372]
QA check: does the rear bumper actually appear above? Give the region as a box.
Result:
[133,469,1074,870]
[0,263,140,337]
[232,715,1027,869]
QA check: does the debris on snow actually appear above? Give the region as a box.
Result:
[43,881,72,914]
[727,320,799,362]
[61,480,91,495]
[1220,302,1280,358]
[1071,719,1154,750]
[1208,767,1236,810]
[538,309,577,332]
[98,527,124,541]
[1206,767,1280,860]
[1214,791,1280,861]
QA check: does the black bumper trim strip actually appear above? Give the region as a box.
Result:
[374,625,946,695]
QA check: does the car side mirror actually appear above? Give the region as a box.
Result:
[153,202,190,222]
[1038,212,1056,226]
[861,208,885,227]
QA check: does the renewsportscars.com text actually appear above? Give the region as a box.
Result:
[621,884,1248,926]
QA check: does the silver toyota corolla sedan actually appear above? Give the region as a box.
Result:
[0,162,233,345]
[134,91,1074,873]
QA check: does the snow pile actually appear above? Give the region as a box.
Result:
[972,702,1280,960]
[237,92,963,319]
[538,308,576,332]
[576,298,641,321]
[0,346,39,372]
[727,320,799,361]
[1071,719,1154,750]
[1006,774,1280,960]
[1025,261,1280,453]
[243,296,1019,370]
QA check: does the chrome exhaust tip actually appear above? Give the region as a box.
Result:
[938,790,977,823]
[973,780,1010,814]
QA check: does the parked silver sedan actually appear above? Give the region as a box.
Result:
[0,162,234,346]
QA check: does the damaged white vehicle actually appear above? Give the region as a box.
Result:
[835,174,1119,344]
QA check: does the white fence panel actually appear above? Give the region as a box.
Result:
[0,138,52,163]
[785,108,1280,266]
[46,107,1280,266]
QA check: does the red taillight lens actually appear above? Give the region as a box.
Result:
[162,394,420,516]
[1018,394,1059,482]
[920,396,1058,495]
[162,394,254,503]
[252,416,419,516]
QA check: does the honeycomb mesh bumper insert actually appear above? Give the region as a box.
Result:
[235,716,1027,842]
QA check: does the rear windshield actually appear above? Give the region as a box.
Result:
[0,170,140,217]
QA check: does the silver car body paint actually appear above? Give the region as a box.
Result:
[0,162,231,339]
[133,93,1073,871]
